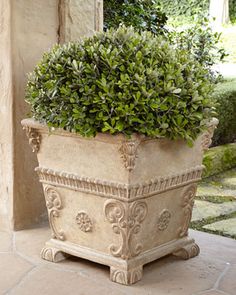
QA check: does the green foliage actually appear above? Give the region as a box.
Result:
[229,0,236,23]
[158,0,209,19]
[212,79,236,146]
[26,26,215,143]
[104,0,167,34]
[169,17,227,83]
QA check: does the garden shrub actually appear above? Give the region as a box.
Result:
[169,18,226,83]
[212,79,236,146]
[104,0,167,34]
[26,26,215,143]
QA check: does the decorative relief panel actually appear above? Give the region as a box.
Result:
[157,209,171,231]
[119,140,140,171]
[201,118,219,151]
[76,212,93,232]
[178,184,197,238]
[104,200,148,259]
[36,165,203,201]
[23,126,41,153]
[44,186,65,241]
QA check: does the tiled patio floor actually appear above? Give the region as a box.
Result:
[1,225,236,295]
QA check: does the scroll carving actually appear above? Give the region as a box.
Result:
[104,200,147,259]
[157,209,171,231]
[119,140,140,171]
[23,126,41,153]
[178,184,197,237]
[44,186,65,241]
[76,212,93,232]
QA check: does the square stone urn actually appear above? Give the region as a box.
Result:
[22,118,218,285]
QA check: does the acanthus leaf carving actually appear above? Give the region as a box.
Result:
[44,186,65,241]
[104,200,147,259]
[23,126,41,153]
[119,140,140,172]
[178,184,197,238]
[201,118,219,151]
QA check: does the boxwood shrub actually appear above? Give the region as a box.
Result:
[26,26,215,143]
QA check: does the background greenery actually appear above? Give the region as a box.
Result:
[212,78,236,146]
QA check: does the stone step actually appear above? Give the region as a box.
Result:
[203,218,236,237]
[192,200,236,222]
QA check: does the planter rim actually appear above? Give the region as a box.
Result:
[21,118,172,144]
[21,117,218,144]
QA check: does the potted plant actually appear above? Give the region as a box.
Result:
[22,26,218,285]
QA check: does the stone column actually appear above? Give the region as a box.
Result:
[0,0,103,231]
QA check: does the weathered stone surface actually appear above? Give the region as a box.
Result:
[191,229,236,264]
[0,253,33,293]
[59,0,103,42]
[192,200,236,222]
[0,231,12,252]
[218,265,236,295]
[20,118,219,285]
[1,226,236,294]
[203,218,236,236]
[0,0,103,230]
[10,266,124,295]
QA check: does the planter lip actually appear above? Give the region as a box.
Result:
[21,117,218,145]
[21,118,169,144]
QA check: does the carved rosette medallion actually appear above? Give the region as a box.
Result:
[44,186,65,241]
[119,140,140,171]
[23,126,41,153]
[178,184,197,238]
[104,200,148,259]
[201,118,219,151]
[76,212,93,232]
[157,209,171,231]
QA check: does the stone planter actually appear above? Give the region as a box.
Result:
[22,118,218,285]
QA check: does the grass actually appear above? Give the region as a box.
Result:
[195,195,236,204]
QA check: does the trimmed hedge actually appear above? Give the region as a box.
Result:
[212,79,236,146]
[203,143,236,178]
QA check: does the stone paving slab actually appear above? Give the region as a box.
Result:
[203,218,236,237]
[0,226,235,295]
[192,200,236,222]
[197,185,236,198]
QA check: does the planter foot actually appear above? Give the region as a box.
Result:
[110,265,143,285]
[41,246,67,263]
[173,242,200,260]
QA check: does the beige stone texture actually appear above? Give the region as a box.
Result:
[0,253,33,293]
[0,226,235,294]
[203,218,236,236]
[0,230,12,252]
[218,265,236,295]
[0,0,103,231]
[59,0,103,43]
[21,119,218,285]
